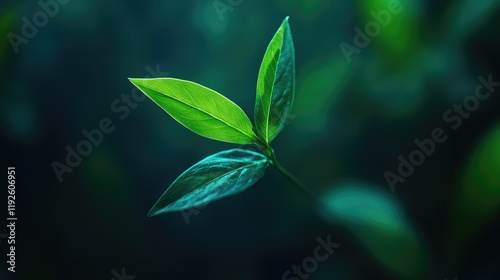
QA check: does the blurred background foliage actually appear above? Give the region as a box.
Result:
[1,0,500,279]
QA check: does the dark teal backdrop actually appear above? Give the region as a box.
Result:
[1,0,500,279]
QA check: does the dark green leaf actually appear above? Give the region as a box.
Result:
[148,149,269,216]
[130,78,256,144]
[448,124,500,257]
[255,16,296,144]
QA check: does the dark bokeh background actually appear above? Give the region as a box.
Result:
[1,0,500,279]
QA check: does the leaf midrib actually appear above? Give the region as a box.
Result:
[264,31,285,143]
[144,84,256,141]
[171,159,268,206]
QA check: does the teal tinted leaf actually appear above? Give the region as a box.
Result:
[255,16,295,144]
[148,149,268,216]
[321,183,427,277]
[448,0,499,41]
[130,78,256,144]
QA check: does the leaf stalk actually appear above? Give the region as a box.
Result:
[256,142,317,202]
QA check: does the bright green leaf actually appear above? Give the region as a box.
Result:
[148,149,269,216]
[130,78,256,144]
[255,16,295,144]
[360,0,420,64]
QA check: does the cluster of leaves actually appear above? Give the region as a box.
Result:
[130,17,297,217]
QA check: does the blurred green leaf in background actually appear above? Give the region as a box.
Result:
[322,183,428,279]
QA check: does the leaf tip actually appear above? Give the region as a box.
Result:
[283,16,291,27]
[128,78,139,85]
[147,207,159,217]
[147,212,156,218]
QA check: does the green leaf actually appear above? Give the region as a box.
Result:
[148,149,269,216]
[448,123,500,259]
[129,78,256,144]
[255,16,296,144]
[321,183,428,277]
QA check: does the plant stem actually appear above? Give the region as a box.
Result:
[254,139,317,202]
[272,160,317,202]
